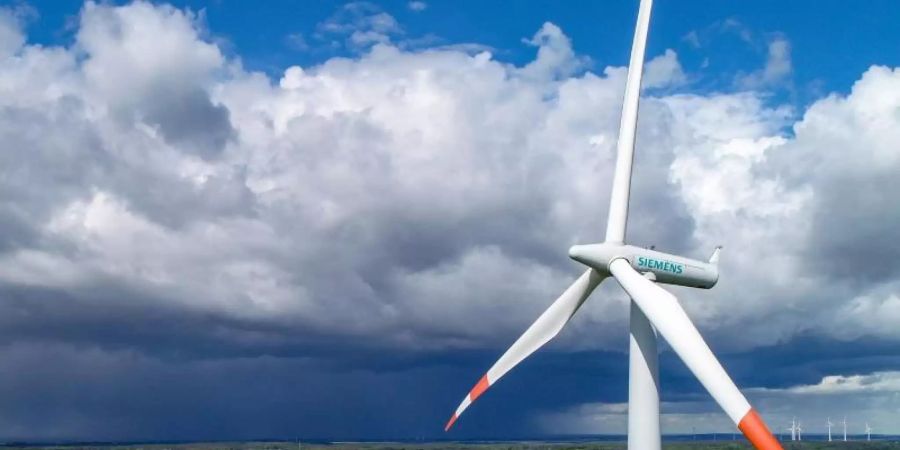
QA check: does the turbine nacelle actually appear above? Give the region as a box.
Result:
[568,243,720,289]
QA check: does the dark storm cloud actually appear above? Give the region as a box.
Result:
[657,335,900,401]
[0,343,462,441]
[108,163,257,229]
[0,340,637,441]
[806,168,900,284]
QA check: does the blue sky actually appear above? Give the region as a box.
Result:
[2,0,900,443]
[23,0,900,102]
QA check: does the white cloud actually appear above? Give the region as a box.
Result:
[763,38,792,80]
[643,49,687,89]
[736,36,793,88]
[539,371,900,434]
[682,30,701,49]
[77,1,232,158]
[685,20,793,91]
[759,371,900,395]
[408,1,427,12]
[0,1,899,374]
[316,2,402,50]
[722,18,755,44]
[285,32,309,51]
[749,372,900,435]
[0,8,24,58]
[520,22,588,81]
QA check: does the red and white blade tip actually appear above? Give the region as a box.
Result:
[738,408,783,450]
[444,374,490,431]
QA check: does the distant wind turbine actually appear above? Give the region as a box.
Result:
[843,416,848,441]
[797,421,802,441]
[827,417,834,442]
[788,417,797,441]
[865,423,872,441]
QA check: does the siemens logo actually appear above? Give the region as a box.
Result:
[637,256,684,274]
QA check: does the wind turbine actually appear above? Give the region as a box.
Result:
[843,416,848,441]
[788,418,797,441]
[798,421,803,441]
[865,423,872,441]
[442,0,783,449]
[827,417,834,442]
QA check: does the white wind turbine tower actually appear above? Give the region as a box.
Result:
[827,417,834,442]
[442,1,783,449]
[788,417,797,441]
[843,416,848,441]
[865,423,872,441]
[797,420,803,441]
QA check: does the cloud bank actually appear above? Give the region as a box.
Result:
[0,0,899,440]
[541,371,900,435]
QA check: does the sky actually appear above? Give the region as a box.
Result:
[1,0,900,442]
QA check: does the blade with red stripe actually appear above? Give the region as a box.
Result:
[444,269,605,430]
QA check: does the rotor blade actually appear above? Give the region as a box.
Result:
[608,258,782,450]
[445,269,606,431]
[605,0,653,244]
